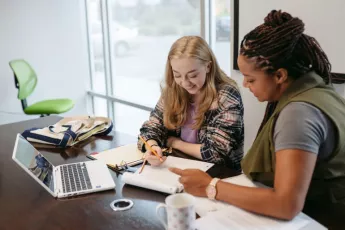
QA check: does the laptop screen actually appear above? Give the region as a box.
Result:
[14,135,55,193]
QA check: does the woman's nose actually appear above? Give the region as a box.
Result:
[181,77,191,85]
[243,79,248,88]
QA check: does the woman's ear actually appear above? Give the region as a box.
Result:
[274,68,289,84]
[206,61,212,73]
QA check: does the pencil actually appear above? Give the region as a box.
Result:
[139,135,164,162]
[139,159,147,174]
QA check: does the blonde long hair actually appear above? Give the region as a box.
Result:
[162,36,237,129]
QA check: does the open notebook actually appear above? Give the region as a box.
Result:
[122,156,214,194]
[193,174,326,230]
[88,144,144,170]
[194,174,260,216]
[195,207,312,230]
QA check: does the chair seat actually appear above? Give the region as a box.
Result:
[24,99,74,115]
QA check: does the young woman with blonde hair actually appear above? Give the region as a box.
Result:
[138,36,244,171]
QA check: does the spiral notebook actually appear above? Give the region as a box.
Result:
[122,156,214,194]
[88,144,144,170]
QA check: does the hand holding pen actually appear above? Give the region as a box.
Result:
[139,136,167,173]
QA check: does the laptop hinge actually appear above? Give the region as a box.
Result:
[54,167,60,196]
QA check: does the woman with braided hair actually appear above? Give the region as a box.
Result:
[170,10,345,224]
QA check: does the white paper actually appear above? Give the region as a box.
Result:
[194,174,262,216]
[193,174,321,230]
[222,174,259,187]
[161,156,214,171]
[195,207,310,230]
[122,156,214,194]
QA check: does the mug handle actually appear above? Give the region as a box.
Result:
[156,203,168,229]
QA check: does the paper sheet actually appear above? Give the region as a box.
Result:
[195,206,310,230]
[160,156,214,171]
[194,174,313,230]
[122,156,214,194]
[194,174,262,216]
[222,174,259,187]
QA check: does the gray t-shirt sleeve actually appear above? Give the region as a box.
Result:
[274,102,330,154]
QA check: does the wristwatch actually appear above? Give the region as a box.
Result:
[206,178,220,200]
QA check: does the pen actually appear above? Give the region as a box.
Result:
[139,135,164,162]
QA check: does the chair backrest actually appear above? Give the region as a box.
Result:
[9,59,38,100]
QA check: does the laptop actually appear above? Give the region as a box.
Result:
[12,134,116,198]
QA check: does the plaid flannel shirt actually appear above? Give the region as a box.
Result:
[138,83,244,171]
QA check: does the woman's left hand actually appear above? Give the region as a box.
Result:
[167,136,181,148]
[169,168,212,197]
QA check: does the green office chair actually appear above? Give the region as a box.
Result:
[9,59,74,117]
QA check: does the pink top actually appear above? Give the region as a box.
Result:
[180,103,198,143]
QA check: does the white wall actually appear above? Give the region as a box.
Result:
[231,0,345,152]
[0,0,91,121]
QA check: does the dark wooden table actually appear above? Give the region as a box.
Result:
[0,116,238,230]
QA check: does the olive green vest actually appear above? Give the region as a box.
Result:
[242,71,345,203]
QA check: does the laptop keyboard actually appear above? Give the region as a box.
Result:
[60,163,92,193]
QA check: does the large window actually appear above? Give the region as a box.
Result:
[215,0,231,75]
[86,0,231,136]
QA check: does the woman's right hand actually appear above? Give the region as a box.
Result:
[145,145,167,166]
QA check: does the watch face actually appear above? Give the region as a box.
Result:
[206,185,216,199]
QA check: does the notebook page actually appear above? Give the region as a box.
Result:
[222,174,259,187]
[161,156,214,171]
[194,174,260,216]
[195,207,310,230]
[122,156,214,194]
[90,144,144,167]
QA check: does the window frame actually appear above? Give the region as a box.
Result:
[85,0,239,119]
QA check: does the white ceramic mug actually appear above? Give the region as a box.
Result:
[156,193,196,230]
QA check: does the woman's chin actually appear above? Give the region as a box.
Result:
[252,94,263,102]
[256,97,265,102]
[185,87,197,94]
[256,96,270,102]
